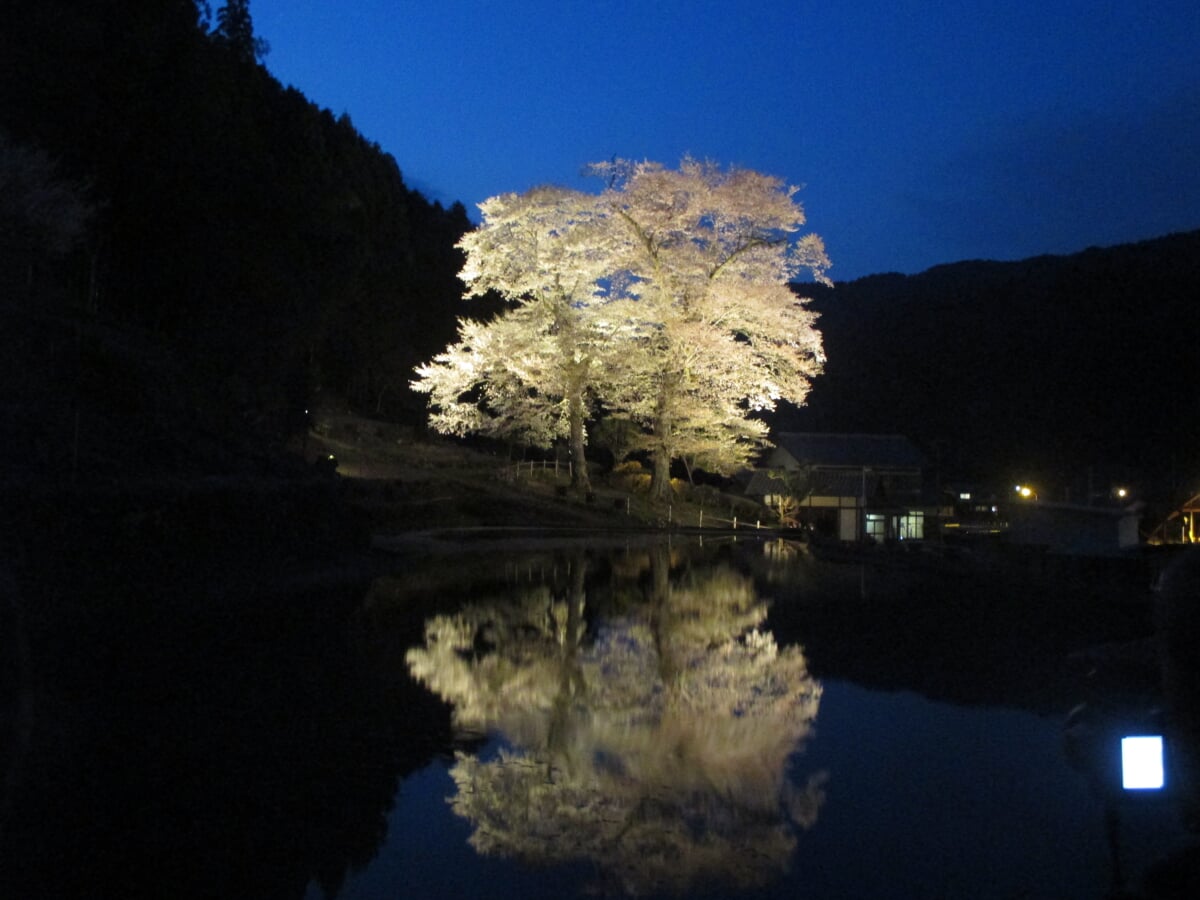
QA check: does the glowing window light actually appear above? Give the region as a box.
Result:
[1121,736,1165,790]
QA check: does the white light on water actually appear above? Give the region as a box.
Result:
[1121,736,1165,790]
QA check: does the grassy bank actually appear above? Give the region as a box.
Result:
[299,412,768,535]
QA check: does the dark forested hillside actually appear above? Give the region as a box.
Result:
[1,0,470,479]
[784,230,1200,500]
[4,0,1196,500]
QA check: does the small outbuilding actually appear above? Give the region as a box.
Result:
[1005,500,1143,557]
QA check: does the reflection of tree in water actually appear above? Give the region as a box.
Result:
[406,548,825,895]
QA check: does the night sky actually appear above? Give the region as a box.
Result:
[252,0,1200,280]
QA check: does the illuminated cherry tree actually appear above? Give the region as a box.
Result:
[412,160,830,500]
[590,158,830,499]
[411,187,618,491]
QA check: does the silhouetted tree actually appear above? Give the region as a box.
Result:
[213,0,268,63]
[0,128,92,297]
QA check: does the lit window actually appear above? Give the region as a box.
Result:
[899,511,924,540]
[865,514,886,540]
[1121,736,1165,790]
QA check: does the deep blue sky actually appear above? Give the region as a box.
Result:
[252,1,1200,281]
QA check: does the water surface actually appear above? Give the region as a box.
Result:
[3,536,1193,899]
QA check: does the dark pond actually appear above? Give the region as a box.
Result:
[3,536,1197,899]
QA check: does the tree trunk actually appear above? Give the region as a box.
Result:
[649,445,671,502]
[567,389,591,493]
[648,383,673,501]
[681,455,695,486]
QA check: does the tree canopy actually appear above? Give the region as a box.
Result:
[413,159,830,499]
[213,0,269,63]
[412,187,620,491]
[593,159,829,496]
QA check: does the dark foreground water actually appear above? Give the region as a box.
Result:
[3,536,1197,899]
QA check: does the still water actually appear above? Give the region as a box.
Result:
[3,536,1195,899]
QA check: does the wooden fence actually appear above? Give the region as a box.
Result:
[500,459,579,482]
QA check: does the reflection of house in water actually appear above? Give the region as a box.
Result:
[745,433,932,542]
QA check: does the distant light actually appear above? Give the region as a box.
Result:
[1016,485,1034,499]
[1121,736,1165,790]
[1116,487,1128,499]
[959,492,972,501]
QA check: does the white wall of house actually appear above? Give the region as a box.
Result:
[838,508,858,541]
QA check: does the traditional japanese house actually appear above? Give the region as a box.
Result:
[745,432,931,542]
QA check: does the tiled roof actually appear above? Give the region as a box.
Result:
[744,470,790,496]
[746,467,920,500]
